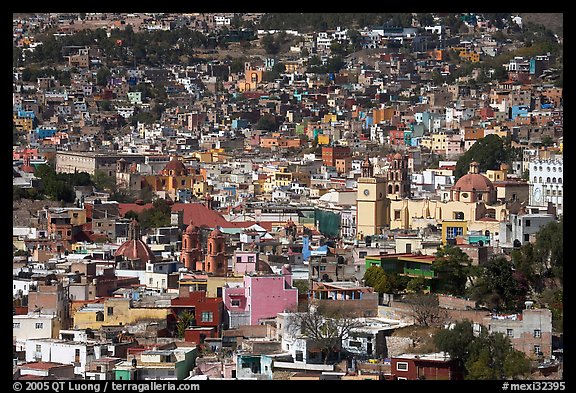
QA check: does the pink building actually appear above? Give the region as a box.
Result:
[233,251,259,275]
[223,265,298,328]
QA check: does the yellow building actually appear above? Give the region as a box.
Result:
[389,162,507,238]
[430,132,447,153]
[323,113,338,123]
[441,219,468,245]
[73,298,169,330]
[263,167,292,193]
[317,134,330,145]
[356,157,388,237]
[142,155,193,200]
[13,113,35,133]
[237,62,263,92]
[459,50,480,63]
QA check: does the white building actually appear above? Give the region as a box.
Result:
[24,337,108,376]
[13,277,38,297]
[13,314,59,351]
[529,157,563,215]
[498,213,556,249]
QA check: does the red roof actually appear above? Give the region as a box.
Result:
[118,202,255,230]
[20,362,70,370]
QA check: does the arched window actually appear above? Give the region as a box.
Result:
[552,177,556,183]
[546,177,550,183]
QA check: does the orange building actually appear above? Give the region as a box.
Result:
[237,62,263,92]
[321,145,351,167]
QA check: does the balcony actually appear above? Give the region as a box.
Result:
[403,268,435,278]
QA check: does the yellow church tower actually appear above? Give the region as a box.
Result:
[356,155,388,238]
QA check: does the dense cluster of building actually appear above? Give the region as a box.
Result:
[13,13,562,381]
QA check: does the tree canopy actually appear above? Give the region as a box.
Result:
[434,320,532,380]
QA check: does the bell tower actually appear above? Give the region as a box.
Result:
[180,222,202,271]
[356,155,388,238]
[204,227,227,276]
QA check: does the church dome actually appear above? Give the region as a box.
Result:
[114,219,156,263]
[453,172,494,192]
[162,155,187,175]
[114,239,156,263]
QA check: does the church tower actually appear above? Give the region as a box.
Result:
[356,155,388,238]
[180,222,203,271]
[204,227,227,276]
[387,153,410,200]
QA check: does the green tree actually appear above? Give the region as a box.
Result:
[292,279,309,295]
[432,245,473,296]
[261,34,279,55]
[124,210,140,221]
[467,256,529,312]
[91,169,116,192]
[406,276,428,293]
[96,67,111,86]
[256,113,278,131]
[454,134,508,180]
[466,328,531,380]
[534,218,563,285]
[138,198,172,229]
[504,349,533,379]
[434,319,475,364]
[434,320,531,380]
[175,310,194,339]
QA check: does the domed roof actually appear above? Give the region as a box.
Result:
[209,227,223,238]
[114,239,156,263]
[453,173,494,192]
[185,222,200,235]
[162,155,187,175]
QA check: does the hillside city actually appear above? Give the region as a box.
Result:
[12,12,563,381]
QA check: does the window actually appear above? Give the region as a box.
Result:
[231,299,240,307]
[446,226,463,239]
[13,323,20,329]
[236,257,242,263]
[295,350,303,361]
[349,340,362,347]
[107,307,114,316]
[35,322,43,329]
[534,345,541,355]
[507,329,513,337]
[396,362,408,371]
[525,220,531,227]
[534,329,541,338]
[201,311,213,322]
[248,256,254,263]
